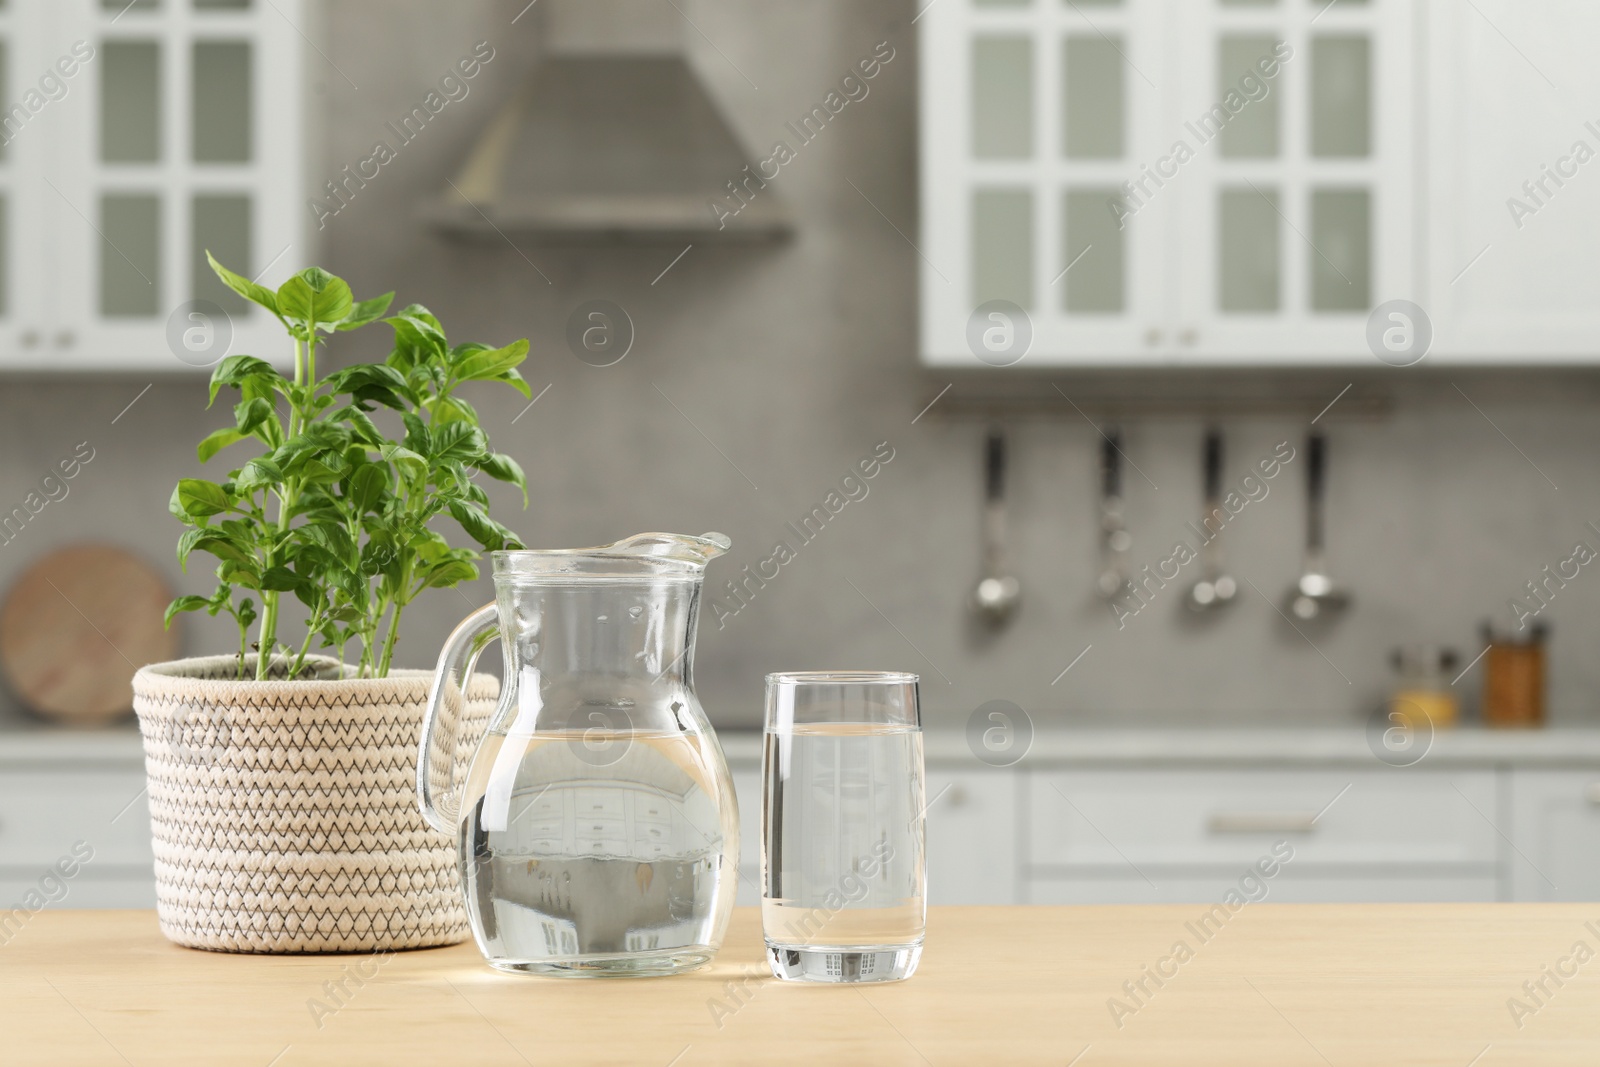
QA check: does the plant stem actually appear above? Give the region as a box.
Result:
[254,332,310,680]
[236,611,250,680]
[377,565,411,678]
[290,605,320,679]
[256,594,278,680]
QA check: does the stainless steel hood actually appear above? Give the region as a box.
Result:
[428,0,791,243]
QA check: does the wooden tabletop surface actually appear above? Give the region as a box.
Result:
[6,906,1600,1065]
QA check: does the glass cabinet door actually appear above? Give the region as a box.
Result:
[0,0,59,364]
[1172,0,1414,362]
[42,0,302,370]
[921,0,1170,366]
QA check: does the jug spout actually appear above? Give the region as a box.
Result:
[596,531,732,564]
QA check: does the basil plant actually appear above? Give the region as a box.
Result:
[166,255,528,680]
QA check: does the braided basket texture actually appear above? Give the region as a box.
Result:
[131,655,496,954]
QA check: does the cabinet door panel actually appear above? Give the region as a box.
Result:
[36,0,302,371]
[1172,0,1414,363]
[1508,769,1600,902]
[926,768,1017,904]
[920,0,1173,366]
[0,0,57,360]
[1424,0,1600,361]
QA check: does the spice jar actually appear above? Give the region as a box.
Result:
[1389,644,1460,731]
[1481,621,1547,728]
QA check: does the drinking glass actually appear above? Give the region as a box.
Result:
[762,671,926,983]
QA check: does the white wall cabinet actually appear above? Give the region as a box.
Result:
[0,0,304,371]
[1421,0,1600,361]
[921,0,1600,367]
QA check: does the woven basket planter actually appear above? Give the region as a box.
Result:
[131,654,497,954]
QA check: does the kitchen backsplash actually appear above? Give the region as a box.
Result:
[3,0,1599,730]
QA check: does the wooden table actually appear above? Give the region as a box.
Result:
[6,906,1600,1065]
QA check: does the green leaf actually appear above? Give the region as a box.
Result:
[233,457,284,494]
[208,355,280,407]
[448,342,491,362]
[277,270,353,328]
[498,367,534,399]
[197,427,248,464]
[299,523,359,572]
[332,406,382,445]
[336,292,395,332]
[476,452,528,504]
[431,421,487,463]
[234,397,280,444]
[175,478,232,518]
[347,463,389,512]
[260,566,302,593]
[177,528,204,569]
[447,500,520,551]
[164,595,211,629]
[218,557,264,589]
[275,276,315,324]
[428,394,479,425]
[180,529,254,569]
[393,304,444,333]
[380,443,427,483]
[454,339,529,383]
[207,251,280,317]
[323,363,415,407]
[385,309,448,371]
[299,455,348,484]
[294,575,331,610]
[301,267,337,292]
[422,558,479,588]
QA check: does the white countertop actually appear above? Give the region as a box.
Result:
[8,721,1600,768]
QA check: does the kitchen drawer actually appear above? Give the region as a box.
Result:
[0,870,156,908]
[0,770,152,867]
[1026,872,1499,905]
[1027,769,1498,868]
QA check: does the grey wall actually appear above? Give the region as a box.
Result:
[3,0,1600,731]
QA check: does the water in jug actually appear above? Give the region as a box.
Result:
[418,532,739,976]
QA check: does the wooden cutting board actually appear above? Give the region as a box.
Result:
[0,544,178,725]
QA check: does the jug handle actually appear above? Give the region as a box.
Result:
[418,602,500,835]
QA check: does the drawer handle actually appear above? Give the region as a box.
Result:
[1586,783,1600,805]
[1208,812,1318,835]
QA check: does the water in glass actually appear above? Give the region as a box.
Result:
[763,718,926,982]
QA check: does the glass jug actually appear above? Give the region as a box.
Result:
[418,532,739,976]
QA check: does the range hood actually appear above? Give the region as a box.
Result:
[428,0,791,243]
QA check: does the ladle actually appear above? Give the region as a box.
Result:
[971,429,1021,625]
[1187,428,1237,614]
[1286,432,1350,621]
